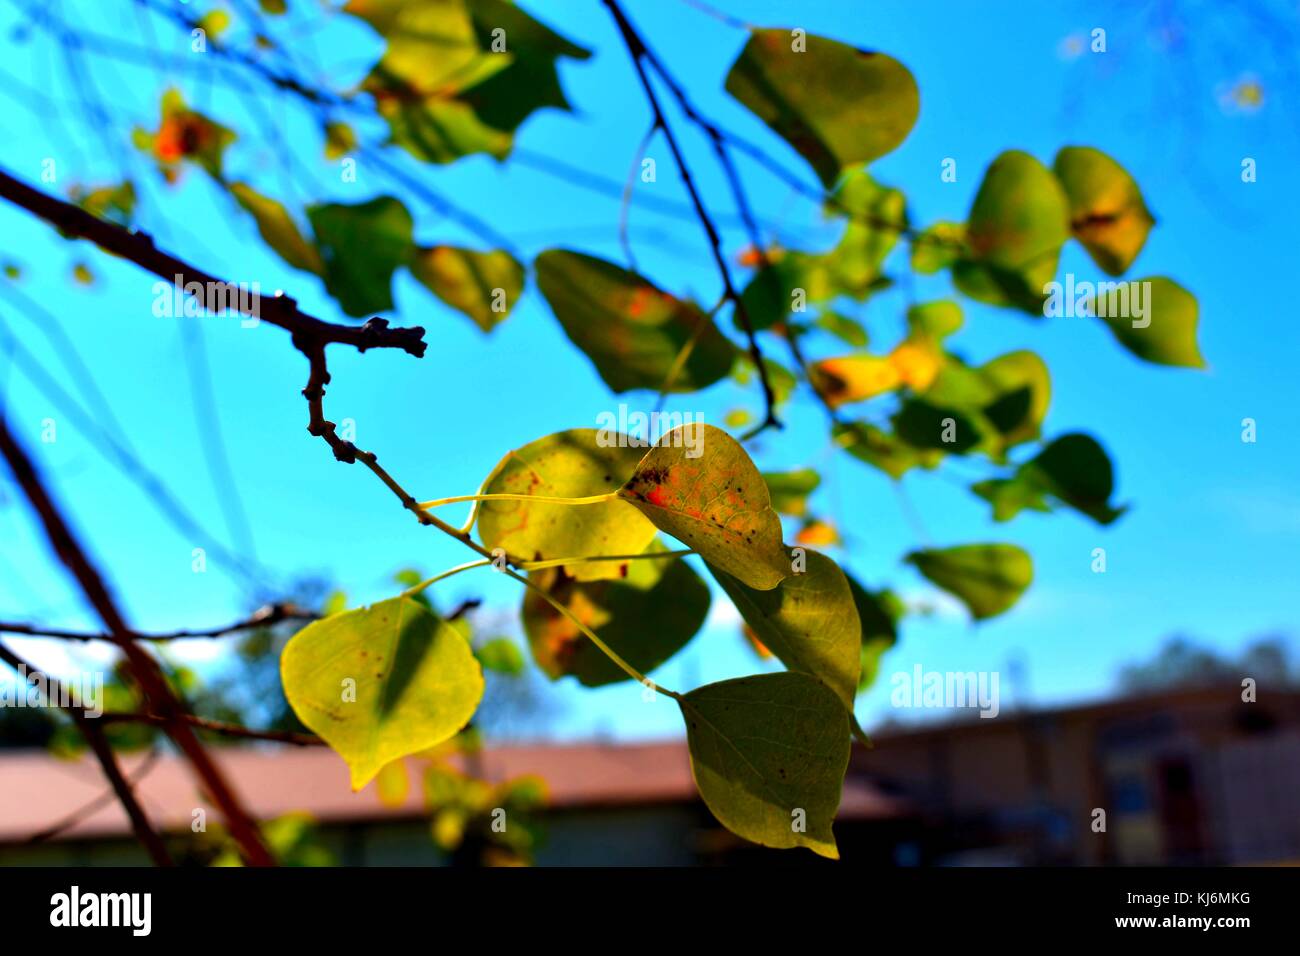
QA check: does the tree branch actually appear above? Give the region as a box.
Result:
[602,0,781,439]
[0,602,315,643]
[99,712,323,747]
[0,414,274,865]
[0,643,173,865]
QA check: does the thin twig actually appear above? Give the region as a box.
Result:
[602,0,781,438]
[0,602,315,643]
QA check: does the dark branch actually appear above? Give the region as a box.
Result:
[0,643,173,865]
[99,712,323,747]
[603,0,781,438]
[0,602,315,643]
[0,414,275,866]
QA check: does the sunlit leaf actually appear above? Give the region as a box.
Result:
[410,246,523,332]
[307,196,414,316]
[1089,277,1204,368]
[281,596,484,789]
[910,221,965,274]
[906,544,1033,621]
[522,541,709,686]
[709,549,860,707]
[348,0,588,164]
[618,424,790,590]
[725,29,919,186]
[229,183,324,275]
[809,354,900,407]
[535,249,736,392]
[324,121,357,160]
[476,428,656,582]
[70,181,136,227]
[954,151,1070,314]
[762,468,820,517]
[475,637,526,676]
[815,310,868,348]
[824,172,906,295]
[679,672,849,859]
[833,420,935,479]
[1053,146,1154,276]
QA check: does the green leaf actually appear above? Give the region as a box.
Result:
[815,310,868,348]
[618,424,790,590]
[824,172,906,295]
[679,672,849,858]
[906,544,1032,621]
[910,221,965,274]
[409,246,523,332]
[976,433,1125,525]
[324,121,357,160]
[535,249,736,392]
[906,300,963,341]
[70,181,136,227]
[522,541,709,686]
[229,183,324,275]
[1089,277,1204,368]
[725,29,919,186]
[475,637,526,676]
[954,151,1070,314]
[348,0,588,164]
[762,468,821,517]
[921,350,1051,456]
[281,596,484,789]
[846,577,902,692]
[476,428,656,582]
[307,196,414,317]
[978,351,1051,452]
[1053,146,1154,276]
[738,251,832,332]
[833,420,935,479]
[708,549,861,708]
[892,399,984,453]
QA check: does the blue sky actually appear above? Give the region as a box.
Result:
[0,0,1296,744]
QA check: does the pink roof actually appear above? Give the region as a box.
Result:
[0,740,906,843]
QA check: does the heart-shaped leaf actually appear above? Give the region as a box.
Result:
[679,672,849,859]
[708,549,861,708]
[725,29,919,186]
[522,541,709,686]
[955,151,1070,314]
[1090,277,1204,368]
[409,246,523,332]
[1053,146,1154,276]
[281,596,484,789]
[229,183,323,276]
[476,428,656,582]
[307,196,414,317]
[617,424,790,590]
[906,544,1033,621]
[535,250,736,393]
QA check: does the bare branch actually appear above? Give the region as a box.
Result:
[0,643,173,865]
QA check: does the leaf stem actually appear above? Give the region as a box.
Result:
[399,559,493,600]
[503,566,681,699]
[418,492,619,510]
